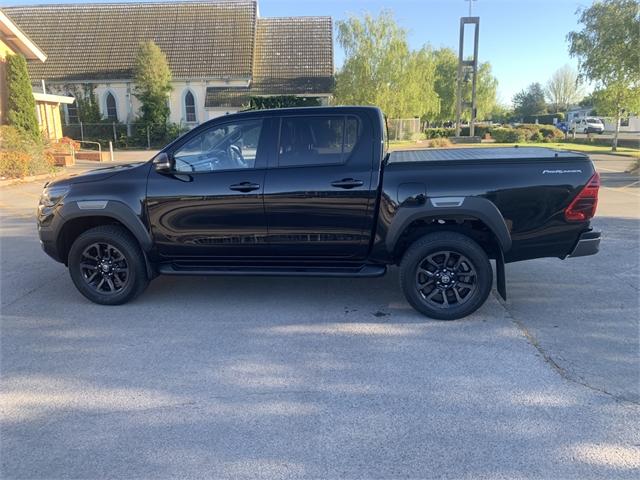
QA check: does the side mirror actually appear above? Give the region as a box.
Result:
[153,152,172,172]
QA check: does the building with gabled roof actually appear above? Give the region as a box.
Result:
[1,9,74,140]
[3,0,334,126]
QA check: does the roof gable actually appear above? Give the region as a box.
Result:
[4,1,257,81]
[253,17,333,94]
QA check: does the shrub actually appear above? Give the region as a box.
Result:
[0,151,30,178]
[490,127,526,143]
[523,113,565,124]
[428,137,453,148]
[57,137,81,152]
[410,132,426,142]
[250,96,322,109]
[531,131,544,143]
[459,125,491,137]
[48,137,81,154]
[0,126,55,179]
[538,126,565,140]
[424,128,455,139]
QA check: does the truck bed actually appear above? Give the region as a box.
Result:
[388,146,587,165]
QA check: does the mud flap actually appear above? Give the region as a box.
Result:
[496,248,507,301]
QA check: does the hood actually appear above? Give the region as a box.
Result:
[47,162,147,187]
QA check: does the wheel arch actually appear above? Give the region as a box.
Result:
[387,196,512,261]
[57,201,153,268]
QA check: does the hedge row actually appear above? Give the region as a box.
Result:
[424,124,565,143]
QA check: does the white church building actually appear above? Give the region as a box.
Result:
[4,0,333,127]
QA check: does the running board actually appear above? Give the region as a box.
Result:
[157,263,387,278]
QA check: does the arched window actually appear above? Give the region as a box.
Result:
[105,92,118,121]
[184,90,196,123]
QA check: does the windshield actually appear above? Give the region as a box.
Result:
[586,118,602,124]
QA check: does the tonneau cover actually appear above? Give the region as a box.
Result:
[388,147,587,164]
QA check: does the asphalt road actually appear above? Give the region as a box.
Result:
[1,157,638,479]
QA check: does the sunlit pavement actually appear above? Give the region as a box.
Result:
[1,155,638,479]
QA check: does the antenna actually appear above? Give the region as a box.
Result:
[465,0,478,17]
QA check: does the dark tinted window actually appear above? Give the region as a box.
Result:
[105,92,118,121]
[278,116,360,167]
[185,91,196,123]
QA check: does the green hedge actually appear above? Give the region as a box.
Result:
[523,113,565,124]
[423,124,565,143]
[424,128,456,139]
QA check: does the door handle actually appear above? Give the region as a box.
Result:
[331,178,364,189]
[229,182,260,192]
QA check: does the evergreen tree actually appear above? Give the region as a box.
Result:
[133,41,172,136]
[6,54,39,139]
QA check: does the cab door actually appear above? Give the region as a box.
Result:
[146,117,274,258]
[263,113,377,259]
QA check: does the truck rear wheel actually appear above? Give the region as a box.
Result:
[399,232,493,320]
[68,225,149,305]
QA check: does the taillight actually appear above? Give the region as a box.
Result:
[564,172,600,222]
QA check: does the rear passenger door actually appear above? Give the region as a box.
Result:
[263,114,376,259]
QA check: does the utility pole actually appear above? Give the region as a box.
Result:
[455,1,480,138]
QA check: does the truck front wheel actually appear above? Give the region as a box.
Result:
[68,225,149,305]
[399,232,493,320]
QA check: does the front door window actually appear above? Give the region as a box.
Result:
[173,119,263,173]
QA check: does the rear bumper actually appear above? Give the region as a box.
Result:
[568,230,601,258]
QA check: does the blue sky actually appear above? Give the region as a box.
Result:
[3,0,593,104]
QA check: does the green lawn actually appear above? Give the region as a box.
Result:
[389,140,640,158]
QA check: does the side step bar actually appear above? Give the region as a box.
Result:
[157,263,387,278]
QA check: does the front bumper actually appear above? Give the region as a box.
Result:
[568,230,601,258]
[37,207,65,263]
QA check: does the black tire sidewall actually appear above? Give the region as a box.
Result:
[68,226,147,305]
[400,232,493,320]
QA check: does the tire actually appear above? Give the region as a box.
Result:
[584,128,589,134]
[68,225,149,305]
[399,232,493,320]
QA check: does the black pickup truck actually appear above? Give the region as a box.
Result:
[37,106,601,319]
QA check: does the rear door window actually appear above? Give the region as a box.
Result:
[278,116,360,167]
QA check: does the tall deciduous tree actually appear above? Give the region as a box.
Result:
[431,48,458,123]
[6,54,39,139]
[474,63,499,122]
[334,12,439,119]
[133,41,172,130]
[545,65,583,113]
[512,83,547,119]
[568,0,640,150]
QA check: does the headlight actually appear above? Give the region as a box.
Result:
[39,185,70,208]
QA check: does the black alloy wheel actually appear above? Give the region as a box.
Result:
[400,232,493,320]
[415,250,478,309]
[80,242,130,294]
[68,225,149,305]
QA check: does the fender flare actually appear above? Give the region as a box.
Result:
[386,196,512,254]
[59,200,153,252]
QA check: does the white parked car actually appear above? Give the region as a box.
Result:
[572,117,605,134]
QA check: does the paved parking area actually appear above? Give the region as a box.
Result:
[1,157,638,479]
